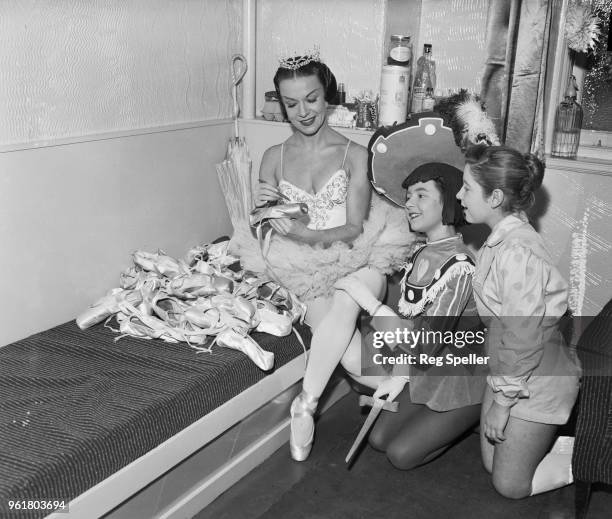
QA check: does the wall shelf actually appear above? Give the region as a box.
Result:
[546,155,612,177]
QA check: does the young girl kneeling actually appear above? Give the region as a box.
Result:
[336,162,486,469]
[457,145,581,498]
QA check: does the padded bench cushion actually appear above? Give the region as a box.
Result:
[0,320,310,518]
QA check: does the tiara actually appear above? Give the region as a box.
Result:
[278,46,321,70]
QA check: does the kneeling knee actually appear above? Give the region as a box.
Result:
[368,431,388,452]
[332,288,355,306]
[386,446,420,471]
[492,476,531,500]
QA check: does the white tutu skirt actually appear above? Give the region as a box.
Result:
[229,196,418,301]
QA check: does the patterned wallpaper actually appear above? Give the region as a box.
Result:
[1,0,491,145]
[418,0,488,95]
[0,0,242,146]
[255,0,387,108]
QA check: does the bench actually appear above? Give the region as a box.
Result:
[0,319,349,518]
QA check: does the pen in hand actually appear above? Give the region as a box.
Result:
[259,179,291,202]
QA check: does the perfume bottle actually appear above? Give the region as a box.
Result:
[411,44,436,114]
[551,76,583,159]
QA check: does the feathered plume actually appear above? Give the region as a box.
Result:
[435,90,500,150]
[566,1,601,53]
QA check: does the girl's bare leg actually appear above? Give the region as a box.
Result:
[481,387,567,499]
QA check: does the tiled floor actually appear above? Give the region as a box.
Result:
[195,391,612,519]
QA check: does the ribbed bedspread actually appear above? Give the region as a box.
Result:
[0,320,310,518]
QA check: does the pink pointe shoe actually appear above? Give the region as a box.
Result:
[216,329,274,371]
[132,250,188,279]
[76,289,143,330]
[290,390,319,461]
[255,300,293,336]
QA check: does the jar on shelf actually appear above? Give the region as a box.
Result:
[387,35,412,67]
[551,77,583,159]
[261,91,285,122]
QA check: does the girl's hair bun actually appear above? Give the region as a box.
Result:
[517,153,544,209]
[465,146,545,213]
[523,153,544,191]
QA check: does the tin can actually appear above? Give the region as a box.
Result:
[356,99,377,129]
[378,65,410,126]
[261,91,285,122]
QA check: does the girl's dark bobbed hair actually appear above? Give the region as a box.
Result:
[464,145,544,213]
[402,162,467,226]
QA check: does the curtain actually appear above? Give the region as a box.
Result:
[481,0,519,141]
[482,0,564,156]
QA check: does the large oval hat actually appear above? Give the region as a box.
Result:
[368,114,465,207]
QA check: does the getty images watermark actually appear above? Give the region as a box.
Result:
[371,327,489,368]
[359,315,589,377]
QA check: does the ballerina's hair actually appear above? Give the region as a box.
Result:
[464,145,544,213]
[273,59,337,105]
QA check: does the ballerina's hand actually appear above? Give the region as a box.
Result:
[483,401,511,443]
[254,182,281,207]
[373,376,407,402]
[334,275,380,314]
[269,217,307,239]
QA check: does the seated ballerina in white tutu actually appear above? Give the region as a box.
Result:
[235,49,415,461]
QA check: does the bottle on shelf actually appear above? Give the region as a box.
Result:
[422,88,435,112]
[551,76,583,159]
[411,44,436,114]
[336,83,346,105]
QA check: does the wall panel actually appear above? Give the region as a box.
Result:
[256,0,386,107]
[0,122,234,346]
[0,0,242,146]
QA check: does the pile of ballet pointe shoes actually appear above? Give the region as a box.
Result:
[76,240,306,371]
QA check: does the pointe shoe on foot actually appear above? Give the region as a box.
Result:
[290,391,318,461]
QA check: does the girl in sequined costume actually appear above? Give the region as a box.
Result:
[335,162,486,469]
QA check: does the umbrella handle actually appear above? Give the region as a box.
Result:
[231,54,248,87]
[231,54,248,139]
